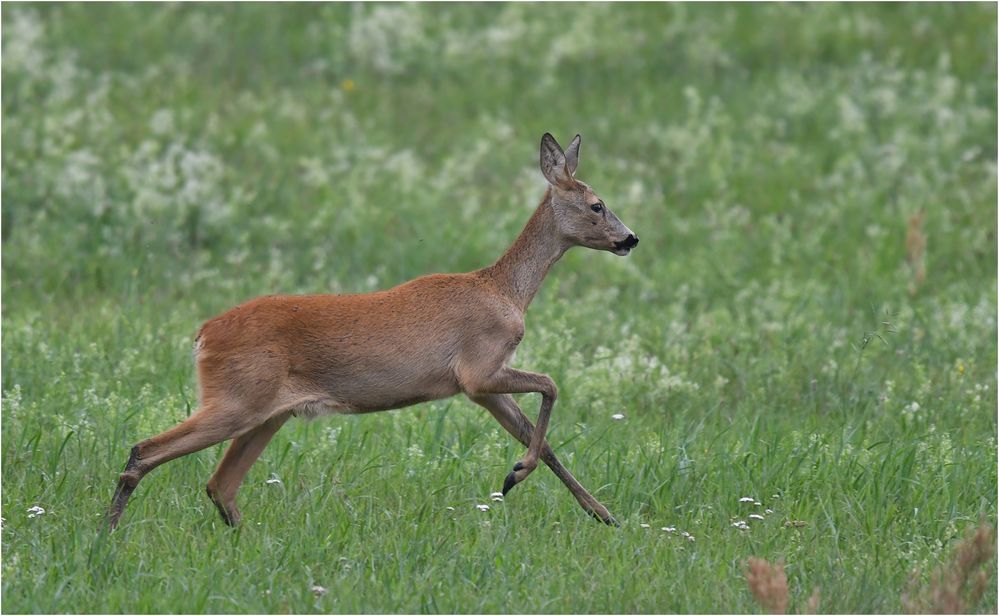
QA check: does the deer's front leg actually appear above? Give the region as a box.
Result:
[469,393,618,525]
[462,366,557,495]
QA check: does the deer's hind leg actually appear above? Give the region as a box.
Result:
[205,412,290,526]
[106,403,268,530]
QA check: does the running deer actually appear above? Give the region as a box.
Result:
[107,132,638,530]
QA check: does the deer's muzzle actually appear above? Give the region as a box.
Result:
[613,234,639,255]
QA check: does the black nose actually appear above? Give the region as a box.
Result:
[615,234,639,250]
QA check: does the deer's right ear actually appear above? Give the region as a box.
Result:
[540,132,572,188]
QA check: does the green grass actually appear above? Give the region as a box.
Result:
[2,3,996,613]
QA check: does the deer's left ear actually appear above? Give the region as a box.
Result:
[564,134,581,176]
[540,132,573,188]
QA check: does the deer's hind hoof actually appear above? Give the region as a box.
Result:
[587,509,620,527]
[206,486,241,527]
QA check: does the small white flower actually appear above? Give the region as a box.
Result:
[611,413,625,420]
[149,108,174,136]
[640,523,650,529]
[490,492,504,502]
[765,509,774,514]
[772,494,781,499]
[749,514,765,521]
[445,506,455,511]
[27,506,45,518]
[265,475,282,485]
[732,520,750,530]
[311,585,328,596]
[476,504,490,512]
[661,526,677,533]
[739,496,755,503]
[754,501,762,506]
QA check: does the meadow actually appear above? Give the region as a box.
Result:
[2,3,996,613]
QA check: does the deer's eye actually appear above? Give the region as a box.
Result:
[590,203,603,213]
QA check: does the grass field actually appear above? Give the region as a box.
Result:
[2,3,997,613]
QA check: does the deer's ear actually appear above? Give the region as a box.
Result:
[540,132,572,188]
[564,134,581,176]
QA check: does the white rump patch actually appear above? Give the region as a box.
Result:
[192,334,205,358]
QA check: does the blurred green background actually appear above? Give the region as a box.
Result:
[2,3,996,613]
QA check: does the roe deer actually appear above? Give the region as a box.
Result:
[107,132,638,530]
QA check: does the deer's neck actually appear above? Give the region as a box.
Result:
[486,189,569,311]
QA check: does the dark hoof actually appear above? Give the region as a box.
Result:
[502,470,518,495]
[206,486,240,527]
[502,461,527,495]
[216,503,240,527]
[588,509,620,527]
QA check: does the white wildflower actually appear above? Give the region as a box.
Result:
[902,401,921,420]
[27,506,45,518]
[300,157,330,189]
[476,504,490,512]
[611,413,625,420]
[347,4,425,75]
[149,109,174,136]
[3,10,47,78]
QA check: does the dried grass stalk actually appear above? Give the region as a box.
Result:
[902,522,996,614]
[804,587,821,614]
[746,557,789,615]
[906,209,927,296]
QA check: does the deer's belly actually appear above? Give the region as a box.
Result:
[284,362,461,417]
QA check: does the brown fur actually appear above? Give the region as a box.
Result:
[106,132,636,529]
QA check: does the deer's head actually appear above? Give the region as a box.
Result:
[540,132,638,256]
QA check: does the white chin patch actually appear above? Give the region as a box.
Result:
[613,248,631,256]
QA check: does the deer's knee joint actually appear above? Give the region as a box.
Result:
[517,458,539,471]
[541,377,558,402]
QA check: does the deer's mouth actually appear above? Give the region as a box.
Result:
[612,234,639,256]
